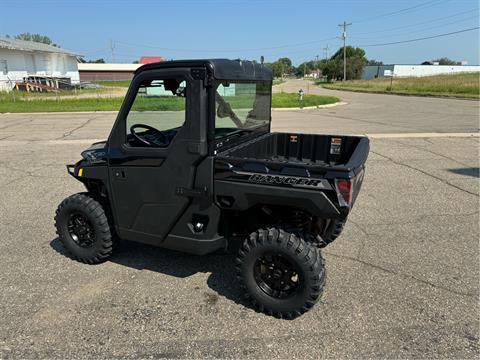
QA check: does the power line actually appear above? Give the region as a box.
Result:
[108,5,474,56]
[109,39,116,63]
[323,44,330,61]
[115,35,339,54]
[353,0,448,24]
[354,8,478,36]
[359,26,479,47]
[351,15,478,41]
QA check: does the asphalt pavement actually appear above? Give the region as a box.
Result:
[0,84,479,358]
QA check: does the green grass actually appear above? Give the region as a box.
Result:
[321,72,480,98]
[272,79,285,86]
[0,92,339,113]
[272,93,339,108]
[0,96,125,113]
[314,79,331,85]
[131,96,185,111]
[3,87,111,99]
[97,80,132,87]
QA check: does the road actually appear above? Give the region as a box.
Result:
[0,79,478,142]
[0,82,479,358]
[273,79,479,134]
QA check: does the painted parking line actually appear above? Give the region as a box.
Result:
[366,132,479,138]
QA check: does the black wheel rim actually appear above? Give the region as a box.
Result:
[67,212,95,248]
[254,252,301,299]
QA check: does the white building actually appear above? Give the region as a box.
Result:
[0,36,80,91]
[362,64,480,80]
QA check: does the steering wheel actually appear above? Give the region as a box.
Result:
[130,124,167,147]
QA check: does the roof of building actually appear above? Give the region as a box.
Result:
[136,59,273,81]
[139,56,163,64]
[0,36,80,56]
[365,64,479,67]
[78,63,141,71]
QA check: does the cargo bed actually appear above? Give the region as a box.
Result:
[217,132,369,174]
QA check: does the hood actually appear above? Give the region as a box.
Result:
[81,141,107,164]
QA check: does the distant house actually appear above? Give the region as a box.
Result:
[139,56,163,64]
[362,64,480,80]
[0,36,80,91]
[78,63,141,81]
[78,56,164,82]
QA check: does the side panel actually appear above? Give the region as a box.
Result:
[215,180,342,218]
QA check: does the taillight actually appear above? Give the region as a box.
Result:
[335,179,353,206]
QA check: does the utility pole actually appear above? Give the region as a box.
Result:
[315,54,319,78]
[338,21,352,81]
[323,44,330,61]
[110,39,116,63]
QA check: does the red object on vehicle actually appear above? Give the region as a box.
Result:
[139,56,163,64]
[335,179,353,206]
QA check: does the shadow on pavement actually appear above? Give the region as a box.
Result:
[448,167,479,178]
[50,237,249,309]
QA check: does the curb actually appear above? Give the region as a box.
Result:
[366,132,479,139]
[272,101,348,111]
[321,86,479,101]
[1,102,348,115]
[0,110,119,115]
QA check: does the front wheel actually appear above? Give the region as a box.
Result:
[54,193,114,264]
[236,228,325,319]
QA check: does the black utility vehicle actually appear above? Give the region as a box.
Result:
[55,59,369,318]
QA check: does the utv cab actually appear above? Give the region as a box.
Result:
[55,59,369,318]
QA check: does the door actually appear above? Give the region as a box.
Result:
[107,68,208,245]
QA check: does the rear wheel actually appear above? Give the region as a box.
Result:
[319,218,346,247]
[236,228,325,319]
[55,193,114,264]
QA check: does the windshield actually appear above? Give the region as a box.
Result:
[214,81,271,140]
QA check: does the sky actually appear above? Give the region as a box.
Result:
[1,0,478,66]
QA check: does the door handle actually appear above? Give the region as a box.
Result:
[113,169,127,180]
[175,186,208,198]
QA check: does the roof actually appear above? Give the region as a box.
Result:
[0,36,79,56]
[139,56,163,64]
[78,63,141,72]
[365,64,480,67]
[136,59,272,81]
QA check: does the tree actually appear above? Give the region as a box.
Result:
[323,46,367,81]
[366,59,383,65]
[89,58,106,63]
[271,61,284,78]
[432,57,461,65]
[295,60,318,77]
[322,59,339,81]
[78,58,106,63]
[11,33,58,47]
[278,57,293,74]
